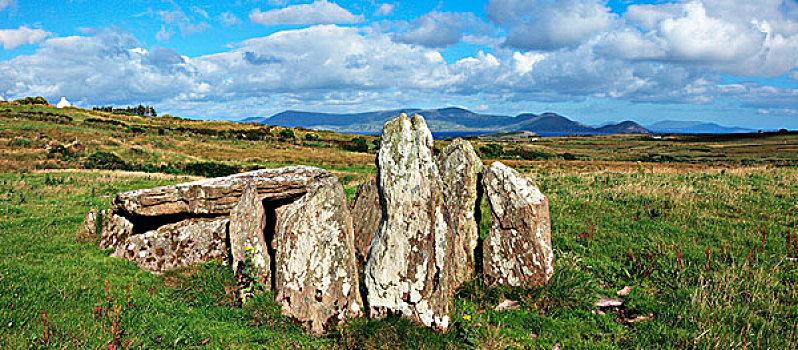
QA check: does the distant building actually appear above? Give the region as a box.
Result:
[56,97,71,108]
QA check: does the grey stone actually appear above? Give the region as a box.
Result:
[274,177,363,334]
[481,162,553,287]
[349,179,381,264]
[113,217,229,273]
[436,138,482,290]
[364,113,452,330]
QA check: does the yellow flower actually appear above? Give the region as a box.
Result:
[244,246,254,251]
[463,315,471,321]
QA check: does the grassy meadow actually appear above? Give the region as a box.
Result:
[1,103,797,349]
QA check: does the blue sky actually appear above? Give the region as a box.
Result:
[1,0,797,128]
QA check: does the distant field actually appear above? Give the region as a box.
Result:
[0,104,796,349]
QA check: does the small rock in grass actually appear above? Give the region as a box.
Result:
[494,299,520,311]
[616,286,632,296]
[594,297,624,308]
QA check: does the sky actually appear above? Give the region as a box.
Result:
[0,0,797,128]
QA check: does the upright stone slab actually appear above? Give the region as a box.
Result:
[274,177,363,334]
[349,179,381,264]
[364,113,451,330]
[113,217,229,273]
[436,138,482,289]
[229,182,270,284]
[481,162,553,287]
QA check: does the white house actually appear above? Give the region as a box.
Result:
[56,97,71,108]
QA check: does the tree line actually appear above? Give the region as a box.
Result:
[92,104,157,117]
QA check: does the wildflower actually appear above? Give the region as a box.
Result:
[463,314,471,321]
[244,246,254,251]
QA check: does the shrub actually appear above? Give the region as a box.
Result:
[278,128,295,140]
[516,148,555,160]
[85,152,128,170]
[47,145,76,160]
[344,136,369,153]
[183,162,239,178]
[304,133,319,141]
[478,143,504,159]
[15,96,49,105]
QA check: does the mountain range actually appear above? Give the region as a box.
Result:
[242,107,751,136]
[645,120,755,134]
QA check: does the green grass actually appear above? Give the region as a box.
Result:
[1,167,795,349]
[1,103,797,348]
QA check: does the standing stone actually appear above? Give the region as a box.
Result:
[349,179,381,264]
[436,138,482,290]
[364,113,451,330]
[481,162,553,287]
[84,209,99,237]
[113,217,229,273]
[229,182,270,284]
[274,177,363,334]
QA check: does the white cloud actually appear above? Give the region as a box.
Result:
[393,11,494,48]
[0,23,794,122]
[0,26,51,49]
[512,51,545,75]
[0,0,14,11]
[375,3,393,16]
[219,11,241,26]
[488,0,616,50]
[250,1,362,26]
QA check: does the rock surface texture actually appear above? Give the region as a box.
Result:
[274,176,363,334]
[349,179,381,264]
[229,182,270,284]
[113,217,229,273]
[364,113,452,330]
[436,138,483,289]
[90,165,363,334]
[113,166,330,216]
[481,162,554,287]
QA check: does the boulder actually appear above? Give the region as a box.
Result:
[229,182,270,284]
[436,138,482,289]
[349,180,381,264]
[481,162,553,287]
[113,217,229,273]
[364,113,451,330]
[274,177,362,334]
[113,166,330,216]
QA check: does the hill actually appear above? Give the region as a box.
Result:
[248,107,651,136]
[647,120,755,134]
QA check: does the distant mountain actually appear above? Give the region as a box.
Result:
[244,107,651,136]
[647,120,755,134]
[597,120,650,134]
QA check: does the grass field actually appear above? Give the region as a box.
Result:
[1,104,797,349]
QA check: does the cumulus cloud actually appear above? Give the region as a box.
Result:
[0,21,794,121]
[0,26,51,49]
[607,1,798,77]
[250,1,363,26]
[393,11,491,48]
[488,0,616,50]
